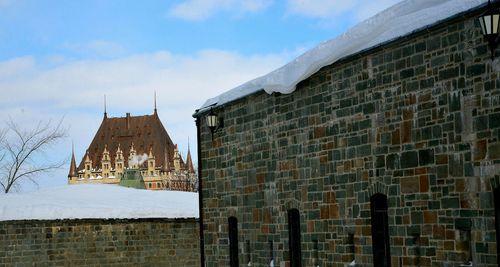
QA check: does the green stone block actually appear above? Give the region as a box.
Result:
[418,149,434,166]
[466,64,485,77]
[442,197,459,209]
[489,113,500,129]
[400,151,418,168]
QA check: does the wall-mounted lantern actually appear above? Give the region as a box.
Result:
[478,0,500,59]
[206,108,223,138]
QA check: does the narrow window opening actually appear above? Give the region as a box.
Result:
[288,208,302,267]
[269,240,274,267]
[494,186,500,266]
[370,193,391,267]
[228,216,239,267]
[246,240,251,266]
[313,240,319,267]
[412,233,420,266]
[458,229,472,266]
[348,232,355,265]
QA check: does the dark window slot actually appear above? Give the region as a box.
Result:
[228,216,239,267]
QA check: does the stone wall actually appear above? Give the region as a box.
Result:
[0,218,199,266]
[197,6,500,267]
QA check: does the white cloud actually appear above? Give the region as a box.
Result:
[169,0,272,21]
[286,0,402,22]
[0,48,294,190]
[63,40,127,58]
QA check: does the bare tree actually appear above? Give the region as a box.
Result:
[0,118,67,193]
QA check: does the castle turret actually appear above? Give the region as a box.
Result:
[115,144,124,178]
[84,151,92,178]
[173,144,181,172]
[101,145,111,178]
[147,147,156,176]
[129,143,138,168]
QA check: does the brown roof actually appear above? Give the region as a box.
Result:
[77,112,184,171]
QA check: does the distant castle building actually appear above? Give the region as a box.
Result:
[68,100,196,191]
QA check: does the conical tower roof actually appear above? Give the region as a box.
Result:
[186,142,195,174]
[68,145,77,178]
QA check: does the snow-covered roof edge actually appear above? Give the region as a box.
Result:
[194,0,487,116]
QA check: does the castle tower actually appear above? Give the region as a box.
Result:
[84,151,92,178]
[115,144,124,178]
[147,147,156,176]
[101,145,111,178]
[129,143,138,169]
[173,144,181,172]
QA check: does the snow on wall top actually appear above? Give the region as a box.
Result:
[0,184,199,221]
[198,0,487,112]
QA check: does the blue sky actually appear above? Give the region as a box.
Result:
[0,0,401,191]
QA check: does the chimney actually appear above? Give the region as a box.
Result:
[126,113,131,129]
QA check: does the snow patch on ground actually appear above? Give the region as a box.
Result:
[199,0,487,112]
[0,184,199,221]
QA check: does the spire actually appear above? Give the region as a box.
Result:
[68,142,77,178]
[186,140,195,174]
[154,91,157,115]
[104,94,107,119]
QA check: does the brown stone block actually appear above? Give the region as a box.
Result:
[423,211,437,223]
[263,209,272,224]
[445,230,454,239]
[256,173,265,184]
[393,236,404,246]
[415,167,427,175]
[392,128,401,145]
[420,257,431,266]
[403,215,410,224]
[329,204,339,218]
[362,226,371,236]
[401,177,420,193]
[403,109,414,120]
[474,140,487,161]
[433,225,445,239]
[455,179,465,192]
[436,154,448,164]
[422,225,433,235]
[420,175,429,192]
[314,126,326,139]
[402,121,412,143]
[261,225,269,234]
[252,209,260,222]
[307,221,314,232]
[325,192,336,203]
[443,240,454,250]
[320,205,329,219]
[324,141,335,150]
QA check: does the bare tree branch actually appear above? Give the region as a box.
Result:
[0,118,67,193]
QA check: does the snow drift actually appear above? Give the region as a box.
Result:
[0,184,199,221]
[199,0,487,112]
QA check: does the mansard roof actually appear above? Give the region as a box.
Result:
[77,112,184,171]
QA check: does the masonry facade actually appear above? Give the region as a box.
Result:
[195,6,500,267]
[0,218,199,266]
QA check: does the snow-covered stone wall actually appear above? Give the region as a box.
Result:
[0,184,199,221]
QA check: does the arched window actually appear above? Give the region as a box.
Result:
[228,216,239,267]
[288,208,302,267]
[370,193,391,267]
